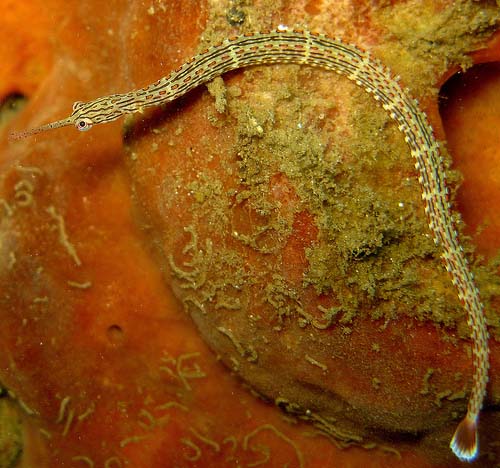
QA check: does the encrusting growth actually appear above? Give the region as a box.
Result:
[9,27,489,461]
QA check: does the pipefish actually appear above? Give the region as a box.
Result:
[9,27,490,462]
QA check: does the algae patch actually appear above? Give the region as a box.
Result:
[373,0,500,97]
[0,396,23,468]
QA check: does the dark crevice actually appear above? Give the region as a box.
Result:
[0,93,27,131]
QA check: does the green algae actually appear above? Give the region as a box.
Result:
[177,72,462,331]
[373,0,500,97]
[0,398,22,468]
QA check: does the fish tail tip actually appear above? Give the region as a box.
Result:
[450,415,479,462]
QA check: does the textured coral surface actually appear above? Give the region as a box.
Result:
[0,1,499,467]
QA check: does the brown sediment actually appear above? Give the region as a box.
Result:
[373,0,500,97]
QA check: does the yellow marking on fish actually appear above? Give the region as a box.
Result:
[10,28,489,461]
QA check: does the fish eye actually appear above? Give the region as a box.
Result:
[75,118,93,132]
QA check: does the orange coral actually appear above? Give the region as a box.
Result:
[1,1,499,467]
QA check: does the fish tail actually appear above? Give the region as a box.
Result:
[450,414,478,462]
